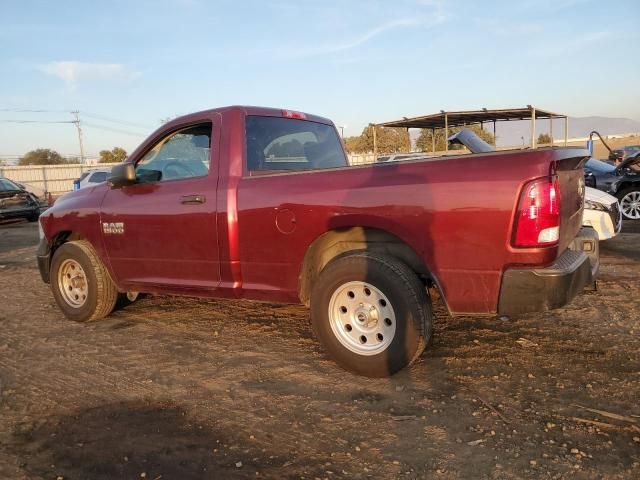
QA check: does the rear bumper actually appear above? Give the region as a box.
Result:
[498,229,598,316]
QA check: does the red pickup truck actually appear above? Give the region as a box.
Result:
[37,106,596,377]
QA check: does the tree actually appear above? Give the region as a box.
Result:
[416,124,496,152]
[99,147,128,164]
[537,133,552,145]
[343,124,410,154]
[415,129,449,152]
[18,148,65,165]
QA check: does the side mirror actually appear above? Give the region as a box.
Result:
[108,163,136,188]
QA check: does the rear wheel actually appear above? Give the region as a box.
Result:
[50,240,118,322]
[618,187,640,220]
[310,252,432,377]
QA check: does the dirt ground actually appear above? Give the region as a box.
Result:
[0,221,638,480]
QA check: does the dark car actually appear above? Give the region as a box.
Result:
[0,177,41,222]
[584,153,640,220]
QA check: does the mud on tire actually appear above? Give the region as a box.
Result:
[50,240,118,322]
[310,251,432,377]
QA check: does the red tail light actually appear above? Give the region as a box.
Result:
[513,176,560,247]
[282,109,307,120]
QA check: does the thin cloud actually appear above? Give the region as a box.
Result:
[531,30,612,58]
[520,0,592,12]
[263,16,443,59]
[328,18,421,53]
[38,61,140,90]
[494,23,544,36]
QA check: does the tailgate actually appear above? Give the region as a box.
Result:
[554,150,589,252]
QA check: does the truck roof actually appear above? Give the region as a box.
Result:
[167,105,335,127]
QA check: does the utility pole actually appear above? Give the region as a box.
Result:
[71,110,85,163]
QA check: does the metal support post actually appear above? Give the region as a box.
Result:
[530,106,536,149]
[444,113,448,153]
[372,124,377,160]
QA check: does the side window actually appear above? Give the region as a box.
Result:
[136,123,211,182]
[88,171,108,183]
[246,116,347,172]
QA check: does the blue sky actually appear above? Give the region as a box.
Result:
[1,0,639,158]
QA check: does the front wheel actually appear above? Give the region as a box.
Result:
[618,187,640,220]
[50,240,118,322]
[310,252,432,377]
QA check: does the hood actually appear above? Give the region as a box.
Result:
[18,182,46,199]
[619,153,640,172]
[585,186,617,205]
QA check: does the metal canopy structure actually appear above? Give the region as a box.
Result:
[374,106,569,155]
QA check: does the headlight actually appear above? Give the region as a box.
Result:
[584,199,607,211]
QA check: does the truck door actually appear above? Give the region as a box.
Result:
[100,118,220,290]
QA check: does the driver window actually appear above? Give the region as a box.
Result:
[136,123,211,182]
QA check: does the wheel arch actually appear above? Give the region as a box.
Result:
[48,230,88,257]
[298,226,438,305]
[616,180,640,193]
[39,230,91,281]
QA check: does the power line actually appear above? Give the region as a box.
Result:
[82,112,152,130]
[83,122,148,137]
[1,108,152,129]
[0,108,71,113]
[1,109,150,161]
[0,119,75,124]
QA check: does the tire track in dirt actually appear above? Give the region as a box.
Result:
[1,224,639,479]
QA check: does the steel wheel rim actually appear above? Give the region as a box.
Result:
[58,259,89,308]
[620,191,640,219]
[328,281,396,356]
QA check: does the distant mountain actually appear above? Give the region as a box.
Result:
[493,116,640,147]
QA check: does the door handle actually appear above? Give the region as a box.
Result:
[180,194,206,205]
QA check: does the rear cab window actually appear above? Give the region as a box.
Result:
[246,116,347,173]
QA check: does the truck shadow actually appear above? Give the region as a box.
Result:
[9,400,321,480]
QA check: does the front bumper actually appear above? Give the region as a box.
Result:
[36,237,51,283]
[498,229,598,316]
[583,202,621,241]
[0,205,39,220]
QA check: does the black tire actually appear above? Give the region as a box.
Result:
[310,252,432,377]
[616,187,640,220]
[50,240,118,322]
[27,212,39,222]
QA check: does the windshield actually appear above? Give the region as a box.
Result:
[0,178,21,191]
[585,158,616,173]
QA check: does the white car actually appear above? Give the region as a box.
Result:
[583,187,622,240]
[73,168,111,190]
